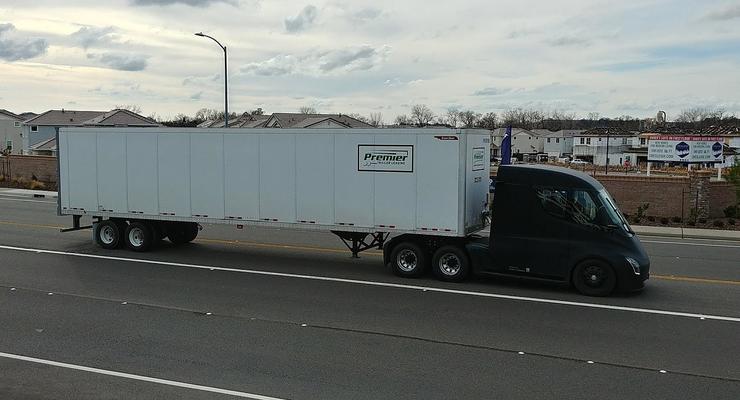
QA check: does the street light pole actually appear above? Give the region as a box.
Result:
[605,129,609,175]
[195,32,228,127]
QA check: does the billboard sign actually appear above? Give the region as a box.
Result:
[647,136,724,163]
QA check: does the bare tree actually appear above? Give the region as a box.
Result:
[299,106,317,114]
[459,110,481,128]
[115,104,142,114]
[368,112,383,127]
[478,112,497,129]
[250,107,265,115]
[349,113,370,124]
[444,107,461,128]
[394,114,412,125]
[587,112,600,121]
[410,104,435,126]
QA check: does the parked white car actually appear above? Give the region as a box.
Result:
[570,159,588,165]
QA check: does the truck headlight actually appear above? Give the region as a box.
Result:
[626,257,641,275]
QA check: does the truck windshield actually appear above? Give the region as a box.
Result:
[598,189,632,233]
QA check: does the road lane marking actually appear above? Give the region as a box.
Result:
[0,352,285,399]
[651,275,740,286]
[1,244,739,323]
[642,240,740,249]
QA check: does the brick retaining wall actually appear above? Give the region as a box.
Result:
[0,155,58,183]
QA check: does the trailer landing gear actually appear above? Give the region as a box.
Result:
[332,231,388,258]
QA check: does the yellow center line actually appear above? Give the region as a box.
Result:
[651,274,740,286]
[2,220,739,285]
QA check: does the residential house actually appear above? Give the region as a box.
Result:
[22,109,159,154]
[0,109,24,155]
[198,112,271,128]
[203,112,373,129]
[492,128,546,161]
[535,129,580,160]
[572,127,637,166]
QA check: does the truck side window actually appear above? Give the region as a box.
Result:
[536,188,569,219]
[569,190,599,226]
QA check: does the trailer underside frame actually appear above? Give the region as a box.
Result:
[331,231,389,258]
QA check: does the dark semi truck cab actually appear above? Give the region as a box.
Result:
[384,165,650,296]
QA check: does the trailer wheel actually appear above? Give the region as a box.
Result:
[166,222,199,244]
[572,259,617,297]
[125,221,154,252]
[432,245,470,282]
[389,242,427,277]
[93,220,122,250]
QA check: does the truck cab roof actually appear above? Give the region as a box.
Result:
[496,164,605,191]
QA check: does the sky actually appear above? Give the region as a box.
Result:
[1,0,739,121]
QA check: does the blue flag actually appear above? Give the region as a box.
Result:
[501,127,512,165]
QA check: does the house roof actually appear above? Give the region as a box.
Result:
[81,109,159,127]
[266,113,373,128]
[199,113,270,128]
[30,137,57,151]
[23,109,106,126]
[290,116,351,128]
[579,127,635,136]
[0,109,23,121]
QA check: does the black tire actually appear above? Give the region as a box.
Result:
[389,242,427,277]
[572,259,617,296]
[432,245,470,282]
[112,219,128,248]
[93,220,122,250]
[166,222,199,244]
[124,221,154,252]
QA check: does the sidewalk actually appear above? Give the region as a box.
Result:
[632,225,740,241]
[0,188,58,198]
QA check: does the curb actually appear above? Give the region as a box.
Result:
[633,226,740,242]
[0,189,58,199]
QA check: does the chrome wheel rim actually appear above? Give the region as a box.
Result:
[128,227,145,247]
[439,253,461,276]
[99,225,115,245]
[397,249,418,272]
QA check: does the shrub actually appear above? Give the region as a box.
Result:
[633,218,641,224]
[647,216,656,222]
[728,218,736,225]
[713,220,725,228]
[660,217,669,225]
[698,218,707,224]
[29,180,46,190]
[636,203,650,220]
[724,206,738,218]
[0,175,4,182]
[687,220,696,226]
[671,216,682,223]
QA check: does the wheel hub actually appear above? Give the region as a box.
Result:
[397,249,418,272]
[439,254,461,276]
[129,228,144,247]
[100,226,115,245]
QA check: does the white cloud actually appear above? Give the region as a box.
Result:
[89,52,149,71]
[241,45,390,76]
[69,25,118,49]
[0,23,48,61]
[284,5,318,33]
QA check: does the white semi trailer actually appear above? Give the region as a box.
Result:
[58,127,490,256]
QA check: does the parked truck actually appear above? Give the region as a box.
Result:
[58,127,649,296]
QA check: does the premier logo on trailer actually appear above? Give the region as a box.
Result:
[358,145,414,172]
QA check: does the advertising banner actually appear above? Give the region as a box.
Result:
[647,136,723,163]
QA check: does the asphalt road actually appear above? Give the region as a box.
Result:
[1,192,739,399]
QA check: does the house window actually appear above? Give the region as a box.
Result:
[586,138,591,145]
[599,138,602,142]
[31,125,38,132]
[5,140,11,151]
[622,138,627,145]
[14,121,21,127]
[580,138,585,144]
[547,138,551,143]
[556,138,560,143]
[640,138,646,145]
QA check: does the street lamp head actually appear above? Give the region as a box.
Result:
[194,32,204,37]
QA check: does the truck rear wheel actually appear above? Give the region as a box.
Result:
[94,220,122,250]
[166,222,199,244]
[389,242,427,277]
[125,221,154,252]
[432,245,470,282]
[572,259,617,297]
